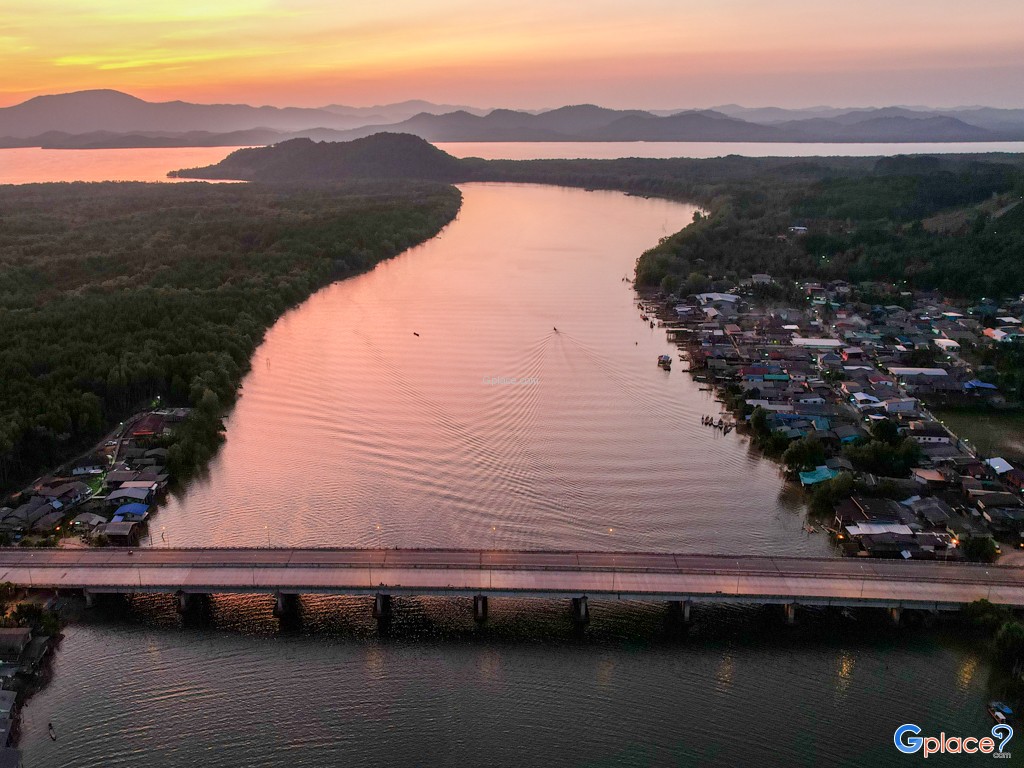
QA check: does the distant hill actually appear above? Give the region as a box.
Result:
[3,89,1024,147]
[0,90,483,139]
[297,105,1007,143]
[320,99,491,120]
[580,110,787,141]
[777,115,995,142]
[171,134,468,182]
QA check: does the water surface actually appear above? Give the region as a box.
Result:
[13,178,999,768]
[156,183,821,555]
[0,146,248,184]
[4,141,1023,186]
[20,598,996,768]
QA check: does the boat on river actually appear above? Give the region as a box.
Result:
[657,354,672,369]
[988,701,1013,724]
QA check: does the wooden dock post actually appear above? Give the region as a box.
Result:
[83,590,96,609]
[783,603,797,626]
[889,607,902,626]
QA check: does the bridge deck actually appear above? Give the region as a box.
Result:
[2,548,1022,609]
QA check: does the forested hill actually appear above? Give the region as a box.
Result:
[176,135,1024,298]
[0,181,460,496]
[171,133,467,182]
[632,154,1024,299]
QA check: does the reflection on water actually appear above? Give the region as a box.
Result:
[12,180,998,767]
[836,652,856,695]
[156,183,826,556]
[20,596,995,768]
[956,655,979,693]
[0,146,246,184]
[6,141,1023,187]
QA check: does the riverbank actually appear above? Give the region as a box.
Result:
[0,180,462,502]
[642,277,1024,563]
[0,588,63,761]
[148,183,815,553]
[17,590,1007,768]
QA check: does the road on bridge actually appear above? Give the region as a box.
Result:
[1,548,1023,609]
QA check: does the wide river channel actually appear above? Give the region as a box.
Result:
[18,180,1000,766]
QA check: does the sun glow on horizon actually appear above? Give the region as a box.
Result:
[3,0,1023,108]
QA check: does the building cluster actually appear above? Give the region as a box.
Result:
[0,626,53,767]
[667,280,1024,560]
[0,409,186,548]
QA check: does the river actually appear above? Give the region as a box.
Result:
[153,183,817,555]
[4,140,1024,186]
[12,172,1005,766]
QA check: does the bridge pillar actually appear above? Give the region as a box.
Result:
[83,590,96,609]
[373,593,392,623]
[667,600,692,624]
[572,597,590,627]
[473,594,488,624]
[273,592,299,619]
[176,592,209,614]
[783,603,797,626]
[889,607,902,626]
[176,591,192,614]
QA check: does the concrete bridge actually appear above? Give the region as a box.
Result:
[2,547,1022,625]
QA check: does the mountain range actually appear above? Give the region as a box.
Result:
[3,90,1024,147]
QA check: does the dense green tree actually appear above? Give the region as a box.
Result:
[869,419,901,446]
[782,437,827,472]
[995,620,1024,663]
[843,437,922,477]
[964,536,999,564]
[0,181,460,494]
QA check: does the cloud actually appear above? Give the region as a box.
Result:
[4,0,1024,108]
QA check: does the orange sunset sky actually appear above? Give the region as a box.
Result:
[3,0,1023,109]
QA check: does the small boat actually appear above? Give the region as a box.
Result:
[48,722,57,741]
[650,321,655,328]
[988,701,1013,724]
[657,355,672,369]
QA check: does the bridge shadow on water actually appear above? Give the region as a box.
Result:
[64,591,969,655]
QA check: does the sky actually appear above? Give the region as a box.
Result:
[2,0,1023,109]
